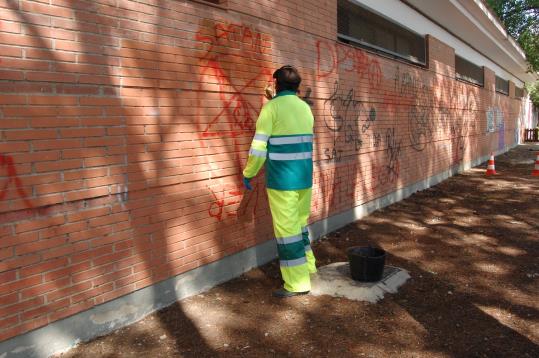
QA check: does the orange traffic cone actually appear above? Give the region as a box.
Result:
[485,152,496,176]
[532,152,539,177]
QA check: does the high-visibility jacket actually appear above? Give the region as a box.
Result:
[243,90,314,188]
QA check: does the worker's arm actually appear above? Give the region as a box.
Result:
[243,104,273,179]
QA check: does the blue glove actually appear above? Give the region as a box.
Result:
[243,176,253,190]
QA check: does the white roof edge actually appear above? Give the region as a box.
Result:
[470,0,527,60]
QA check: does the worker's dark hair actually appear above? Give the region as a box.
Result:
[273,65,301,93]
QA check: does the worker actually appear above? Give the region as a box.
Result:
[242,65,316,298]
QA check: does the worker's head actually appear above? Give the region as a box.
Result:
[273,65,301,93]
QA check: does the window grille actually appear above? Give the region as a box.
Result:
[455,55,484,86]
[337,0,426,65]
[495,75,509,95]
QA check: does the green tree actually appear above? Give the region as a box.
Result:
[486,0,539,72]
[487,0,539,106]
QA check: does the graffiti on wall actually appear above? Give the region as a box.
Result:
[322,81,377,163]
[316,40,382,90]
[486,107,504,133]
[370,127,402,192]
[0,154,33,209]
[196,20,272,221]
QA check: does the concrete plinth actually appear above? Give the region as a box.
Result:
[310,263,410,303]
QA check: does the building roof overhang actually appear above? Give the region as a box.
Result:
[404,0,537,84]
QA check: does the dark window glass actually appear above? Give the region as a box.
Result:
[455,55,484,86]
[337,0,426,65]
[495,75,509,95]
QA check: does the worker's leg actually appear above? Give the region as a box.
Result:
[267,188,310,292]
[298,188,316,274]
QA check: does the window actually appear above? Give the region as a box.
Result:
[455,55,484,86]
[495,75,509,95]
[337,0,426,65]
[515,86,524,98]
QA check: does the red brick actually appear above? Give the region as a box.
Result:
[0,270,17,285]
[0,232,38,249]
[0,314,19,330]
[48,299,94,322]
[0,246,13,260]
[0,292,19,307]
[0,316,49,342]
[15,215,65,234]
[65,187,109,202]
[4,129,57,141]
[20,257,69,278]
[35,180,84,196]
[0,94,27,105]
[0,141,30,152]
[0,275,42,296]
[26,72,77,83]
[0,69,24,80]
[21,298,70,321]
[0,45,22,58]
[71,282,113,304]
[35,159,82,173]
[64,168,108,180]
[43,261,91,282]
[21,277,70,301]
[41,241,89,260]
[0,254,40,273]
[72,263,113,283]
[15,236,67,255]
[60,128,106,138]
[21,1,74,17]
[28,96,78,106]
[88,212,128,228]
[68,226,113,244]
[62,148,107,159]
[33,139,82,151]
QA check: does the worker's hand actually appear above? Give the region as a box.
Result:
[264,84,274,100]
[243,176,253,190]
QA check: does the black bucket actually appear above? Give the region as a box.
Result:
[347,246,386,282]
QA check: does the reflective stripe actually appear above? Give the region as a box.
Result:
[276,234,303,245]
[269,152,312,160]
[254,133,269,142]
[249,148,267,158]
[269,136,313,145]
[304,244,312,252]
[280,256,307,267]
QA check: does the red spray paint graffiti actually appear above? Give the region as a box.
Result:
[196,20,272,221]
[0,154,33,208]
[316,40,382,90]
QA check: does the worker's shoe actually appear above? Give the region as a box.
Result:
[272,288,309,298]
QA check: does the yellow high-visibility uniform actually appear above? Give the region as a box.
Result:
[243,90,316,292]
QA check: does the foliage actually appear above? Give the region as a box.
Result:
[486,0,539,72]
[525,81,539,106]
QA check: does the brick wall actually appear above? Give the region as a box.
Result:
[0,0,526,341]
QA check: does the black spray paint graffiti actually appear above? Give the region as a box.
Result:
[408,105,432,152]
[385,127,402,181]
[439,108,466,163]
[370,127,403,192]
[323,81,376,163]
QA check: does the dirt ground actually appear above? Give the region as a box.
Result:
[57,145,539,358]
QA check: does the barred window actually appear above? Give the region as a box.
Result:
[455,55,484,86]
[495,75,509,95]
[337,0,426,65]
[515,86,524,98]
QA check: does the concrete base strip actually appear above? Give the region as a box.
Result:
[0,147,512,358]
